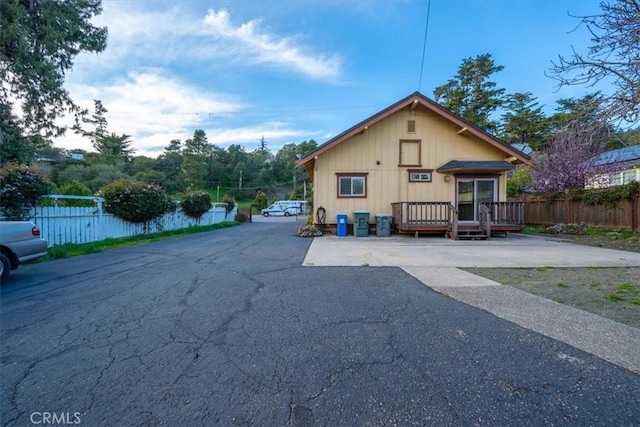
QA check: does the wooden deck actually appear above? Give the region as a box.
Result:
[391,201,525,239]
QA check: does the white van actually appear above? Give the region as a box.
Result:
[261,200,307,217]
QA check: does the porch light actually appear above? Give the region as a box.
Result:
[443,175,451,183]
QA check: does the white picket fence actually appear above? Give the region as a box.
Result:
[25,195,237,248]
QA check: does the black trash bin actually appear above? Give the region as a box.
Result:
[375,214,392,237]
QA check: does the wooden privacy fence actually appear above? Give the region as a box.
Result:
[23,195,237,247]
[523,195,640,231]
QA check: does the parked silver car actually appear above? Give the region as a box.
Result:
[0,221,48,282]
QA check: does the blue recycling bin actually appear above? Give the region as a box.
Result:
[336,214,348,237]
[336,214,347,237]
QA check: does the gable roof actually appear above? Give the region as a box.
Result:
[296,91,533,178]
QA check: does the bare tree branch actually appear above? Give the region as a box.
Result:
[547,0,640,123]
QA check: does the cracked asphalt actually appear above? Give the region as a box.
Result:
[1,221,639,426]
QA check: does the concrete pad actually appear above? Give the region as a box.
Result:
[432,285,640,375]
[403,266,501,287]
[303,234,640,268]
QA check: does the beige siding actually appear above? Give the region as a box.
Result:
[313,105,509,223]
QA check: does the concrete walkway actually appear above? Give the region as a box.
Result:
[303,234,640,374]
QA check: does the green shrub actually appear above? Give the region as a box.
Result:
[223,194,236,217]
[0,162,52,220]
[58,180,94,207]
[507,167,531,197]
[180,190,212,218]
[253,190,268,211]
[99,179,174,223]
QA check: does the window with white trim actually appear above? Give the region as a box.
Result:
[623,170,638,184]
[408,169,432,182]
[608,173,622,186]
[337,174,367,197]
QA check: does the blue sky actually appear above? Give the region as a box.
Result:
[57,0,605,157]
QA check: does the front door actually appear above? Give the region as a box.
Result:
[456,178,497,222]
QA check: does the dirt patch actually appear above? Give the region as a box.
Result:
[553,233,640,253]
[463,267,640,329]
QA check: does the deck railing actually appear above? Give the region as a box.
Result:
[479,204,492,238]
[391,201,459,238]
[480,201,525,226]
[447,206,459,240]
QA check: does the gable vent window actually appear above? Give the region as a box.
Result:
[407,120,416,133]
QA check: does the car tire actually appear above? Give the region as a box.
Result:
[263,212,269,217]
[284,211,290,217]
[0,253,11,282]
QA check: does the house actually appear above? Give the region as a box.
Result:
[590,145,640,188]
[296,92,533,239]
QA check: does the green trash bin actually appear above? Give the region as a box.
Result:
[353,211,370,237]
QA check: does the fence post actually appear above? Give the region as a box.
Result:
[633,194,639,232]
[95,197,104,241]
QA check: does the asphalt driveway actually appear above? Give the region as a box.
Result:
[1,221,639,426]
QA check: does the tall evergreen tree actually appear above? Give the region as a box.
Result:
[182,130,211,188]
[72,100,109,148]
[500,92,551,150]
[433,53,506,133]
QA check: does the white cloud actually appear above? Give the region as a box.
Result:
[78,4,343,81]
[55,71,243,155]
[53,3,341,156]
[55,71,320,156]
[202,9,342,80]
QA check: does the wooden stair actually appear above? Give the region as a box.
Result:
[456,225,488,240]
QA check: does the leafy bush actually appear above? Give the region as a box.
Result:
[581,181,640,208]
[223,194,236,217]
[507,167,531,196]
[180,190,212,218]
[58,180,94,207]
[537,181,640,208]
[0,162,52,220]
[253,190,268,211]
[99,179,174,223]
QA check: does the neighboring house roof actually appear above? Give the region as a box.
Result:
[593,145,640,166]
[510,143,533,156]
[296,91,533,179]
[436,160,516,174]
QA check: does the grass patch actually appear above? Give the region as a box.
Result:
[43,221,240,261]
[603,283,640,305]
